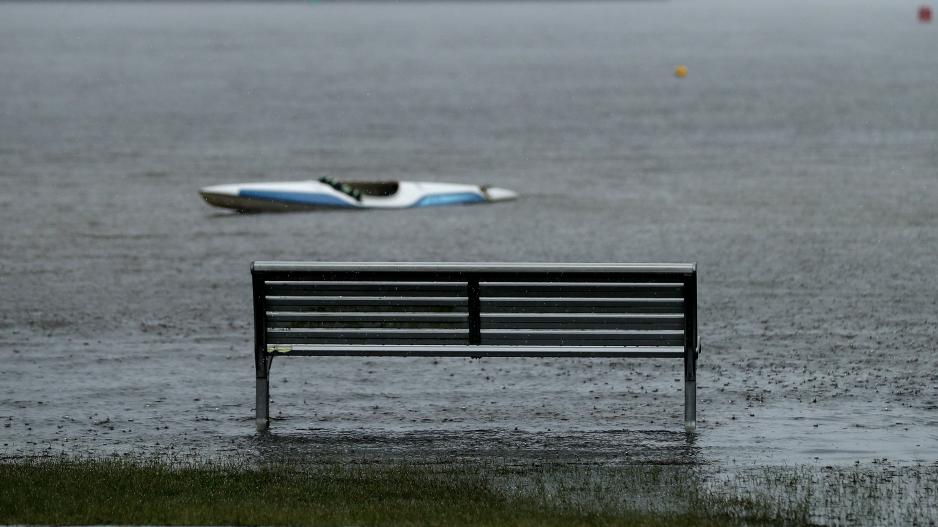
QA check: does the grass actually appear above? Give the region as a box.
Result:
[0,457,805,527]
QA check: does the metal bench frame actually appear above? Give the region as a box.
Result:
[252,262,700,432]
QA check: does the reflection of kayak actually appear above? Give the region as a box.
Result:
[199,178,519,212]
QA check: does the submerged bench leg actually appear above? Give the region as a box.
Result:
[684,381,696,432]
[256,355,272,432]
[256,375,269,432]
[684,349,697,432]
[684,338,698,432]
[683,274,698,433]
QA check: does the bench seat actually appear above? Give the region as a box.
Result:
[266,344,686,358]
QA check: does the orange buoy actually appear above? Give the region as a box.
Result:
[674,65,688,78]
[919,5,932,22]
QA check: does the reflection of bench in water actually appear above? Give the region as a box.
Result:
[251,262,700,432]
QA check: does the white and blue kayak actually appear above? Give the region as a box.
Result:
[199,178,518,212]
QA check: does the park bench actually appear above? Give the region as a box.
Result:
[252,262,700,432]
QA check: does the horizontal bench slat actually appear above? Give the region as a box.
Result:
[267,321,469,330]
[267,312,678,330]
[266,296,466,307]
[267,312,468,322]
[482,337,684,346]
[481,329,684,346]
[268,328,467,336]
[482,329,683,335]
[266,281,466,296]
[264,306,466,314]
[481,297,682,305]
[270,328,681,335]
[480,282,683,287]
[266,328,469,345]
[480,283,683,298]
[269,337,468,345]
[265,344,685,358]
[254,262,695,274]
[481,313,684,329]
[480,298,683,313]
[267,329,683,346]
[267,281,466,287]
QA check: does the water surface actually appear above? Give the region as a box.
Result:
[1,1,937,472]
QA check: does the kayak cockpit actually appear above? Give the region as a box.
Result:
[318,178,401,201]
[344,181,400,197]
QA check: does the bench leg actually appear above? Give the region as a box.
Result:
[684,380,696,432]
[256,374,269,432]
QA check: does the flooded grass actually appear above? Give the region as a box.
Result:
[3,455,938,525]
[0,457,805,527]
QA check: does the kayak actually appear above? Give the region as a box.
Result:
[199,178,518,212]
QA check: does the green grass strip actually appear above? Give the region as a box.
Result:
[0,458,792,526]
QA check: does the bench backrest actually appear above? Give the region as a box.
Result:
[252,262,696,355]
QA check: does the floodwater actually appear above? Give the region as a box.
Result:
[1,0,937,487]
